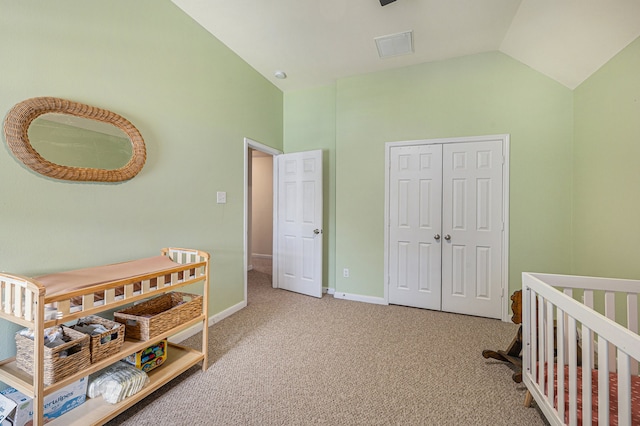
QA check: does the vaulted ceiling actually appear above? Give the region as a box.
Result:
[171,0,640,92]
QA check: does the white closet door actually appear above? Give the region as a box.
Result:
[441,140,503,319]
[388,144,443,310]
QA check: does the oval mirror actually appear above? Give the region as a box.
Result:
[3,97,146,182]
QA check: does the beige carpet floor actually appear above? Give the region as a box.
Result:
[106,270,547,425]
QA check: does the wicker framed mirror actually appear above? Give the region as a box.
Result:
[3,97,146,182]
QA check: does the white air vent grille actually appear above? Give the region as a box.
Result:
[375,31,413,58]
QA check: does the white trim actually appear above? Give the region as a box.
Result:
[169,300,246,343]
[252,253,273,259]
[244,137,282,303]
[333,291,388,305]
[383,134,511,322]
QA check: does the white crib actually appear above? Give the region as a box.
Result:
[522,273,640,426]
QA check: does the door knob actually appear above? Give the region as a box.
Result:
[444,234,451,241]
[314,229,322,235]
[434,234,440,240]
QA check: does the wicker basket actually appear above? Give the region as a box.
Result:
[15,326,90,386]
[114,292,202,341]
[74,315,125,363]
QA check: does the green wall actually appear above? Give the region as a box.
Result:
[573,36,640,279]
[284,86,337,289]
[286,52,575,301]
[0,0,282,359]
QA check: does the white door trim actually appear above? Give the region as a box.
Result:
[383,134,511,322]
[244,137,282,304]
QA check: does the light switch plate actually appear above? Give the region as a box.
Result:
[216,191,226,204]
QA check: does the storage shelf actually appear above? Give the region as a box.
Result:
[0,315,206,395]
[0,248,210,426]
[47,343,204,426]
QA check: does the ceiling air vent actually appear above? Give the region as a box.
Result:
[374,31,413,59]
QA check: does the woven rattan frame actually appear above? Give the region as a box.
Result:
[3,97,146,182]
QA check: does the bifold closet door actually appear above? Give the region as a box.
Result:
[441,140,503,319]
[388,140,504,319]
[388,144,443,310]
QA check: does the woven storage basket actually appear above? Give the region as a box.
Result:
[15,326,90,386]
[75,315,126,363]
[114,292,202,341]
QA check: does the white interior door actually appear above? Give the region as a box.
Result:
[441,140,503,318]
[275,150,323,298]
[388,145,443,310]
[386,138,506,319]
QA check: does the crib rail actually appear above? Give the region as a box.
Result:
[523,272,640,426]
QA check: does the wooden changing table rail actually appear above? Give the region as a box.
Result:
[43,259,207,328]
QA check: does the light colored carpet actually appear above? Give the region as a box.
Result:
[106,270,547,425]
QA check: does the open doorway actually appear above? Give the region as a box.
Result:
[244,138,324,303]
[248,148,274,275]
[244,138,282,304]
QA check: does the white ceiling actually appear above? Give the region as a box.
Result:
[171,0,640,92]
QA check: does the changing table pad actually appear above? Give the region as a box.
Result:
[36,256,182,296]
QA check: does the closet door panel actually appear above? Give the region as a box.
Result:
[441,141,503,319]
[388,144,442,310]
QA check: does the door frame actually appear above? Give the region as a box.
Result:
[244,137,282,303]
[383,134,511,322]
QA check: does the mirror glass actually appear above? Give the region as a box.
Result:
[29,114,133,170]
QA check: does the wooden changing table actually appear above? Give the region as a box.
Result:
[0,247,210,426]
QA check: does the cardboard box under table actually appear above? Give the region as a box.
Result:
[123,339,168,372]
[0,377,88,426]
[114,292,202,341]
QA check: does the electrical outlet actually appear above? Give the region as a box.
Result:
[216,191,226,204]
[343,268,349,278]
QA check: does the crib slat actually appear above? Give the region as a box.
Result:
[142,279,151,293]
[5,282,13,315]
[57,299,70,317]
[581,324,593,426]
[626,294,639,377]
[105,288,115,304]
[556,308,565,422]
[567,316,578,426]
[546,299,555,404]
[529,292,538,386]
[24,290,33,322]
[14,284,23,318]
[83,294,93,310]
[583,290,594,309]
[535,295,543,385]
[598,337,610,426]
[157,274,165,289]
[617,352,631,426]
[605,291,617,373]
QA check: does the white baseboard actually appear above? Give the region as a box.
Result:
[324,287,335,295]
[333,291,387,305]
[251,253,272,259]
[169,300,247,343]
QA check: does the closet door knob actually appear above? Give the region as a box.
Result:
[434,234,441,240]
[444,234,451,241]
